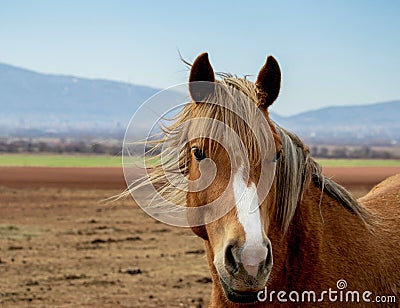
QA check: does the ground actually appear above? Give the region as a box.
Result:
[0,166,399,307]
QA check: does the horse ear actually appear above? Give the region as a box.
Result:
[256,56,281,108]
[189,52,215,102]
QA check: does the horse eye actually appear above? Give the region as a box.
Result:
[191,147,206,161]
[273,149,283,162]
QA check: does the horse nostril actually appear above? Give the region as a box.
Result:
[224,245,239,275]
[265,242,273,268]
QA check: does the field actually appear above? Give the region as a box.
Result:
[0,154,122,167]
[0,187,209,307]
[1,161,400,307]
[316,158,400,167]
[1,153,400,168]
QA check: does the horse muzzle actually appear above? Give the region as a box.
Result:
[214,239,273,303]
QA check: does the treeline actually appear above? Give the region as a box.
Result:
[0,139,121,155]
[310,145,398,159]
[0,139,399,159]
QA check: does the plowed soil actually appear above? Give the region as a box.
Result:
[1,166,399,307]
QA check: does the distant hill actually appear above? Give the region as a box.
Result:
[0,63,183,137]
[271,101,400,144]
[0,63,399,144]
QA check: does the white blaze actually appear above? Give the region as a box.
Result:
[233,166,268,277]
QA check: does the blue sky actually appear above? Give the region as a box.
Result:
[1,0,399,115]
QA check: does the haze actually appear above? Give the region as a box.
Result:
[1,0,399,116]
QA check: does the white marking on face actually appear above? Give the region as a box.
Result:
[233,165,268,277]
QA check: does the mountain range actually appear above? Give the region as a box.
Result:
[0,63,399,144]
[272,101,400,144]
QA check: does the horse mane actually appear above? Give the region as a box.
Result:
[122,75,372,231]
[273,125,372,233]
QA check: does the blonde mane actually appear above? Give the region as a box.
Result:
[274,126,372,232]
[124,76,371,231]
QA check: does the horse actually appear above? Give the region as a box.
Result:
[129,53,400,307]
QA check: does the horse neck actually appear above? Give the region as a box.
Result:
[269,180,379,290]
[267,181,324,289]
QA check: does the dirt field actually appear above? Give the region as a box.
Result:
[1,166,400,307]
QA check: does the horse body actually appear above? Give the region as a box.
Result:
[130,52,400,306]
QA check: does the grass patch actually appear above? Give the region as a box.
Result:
[0,154,122,167]
[316,159,400,167]
[1,154,398,168]
[0,225,45,239]
[0,225,20,237]
[0,153,161,167]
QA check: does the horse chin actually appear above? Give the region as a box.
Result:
[219,277,261,304]
[214,259,271,304]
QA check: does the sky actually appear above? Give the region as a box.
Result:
[1,0,399,116]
